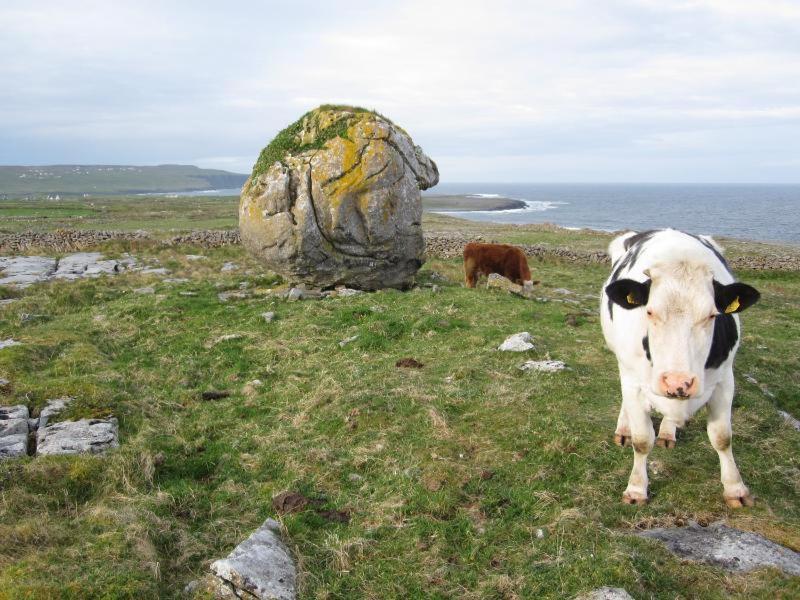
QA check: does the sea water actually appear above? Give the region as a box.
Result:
[426,183,800,244]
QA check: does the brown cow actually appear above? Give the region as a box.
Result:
[463,242,533,289]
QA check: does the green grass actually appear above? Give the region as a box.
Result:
[1,236,798,598]
[0,196,241,234]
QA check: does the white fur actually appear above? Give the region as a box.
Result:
[600,229,750,505]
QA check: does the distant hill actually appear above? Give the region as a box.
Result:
[0,164,248,196]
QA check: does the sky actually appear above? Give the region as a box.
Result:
[1,0,799,183]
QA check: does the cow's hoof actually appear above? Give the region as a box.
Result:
[614,434,631,447]
[724,491,755,508]
[656,437,676,449]
[622,491,648,505]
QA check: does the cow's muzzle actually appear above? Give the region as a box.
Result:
[659,372,698,399]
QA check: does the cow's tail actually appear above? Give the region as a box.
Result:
[608,231,637,265]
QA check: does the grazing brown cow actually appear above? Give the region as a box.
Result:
[463,242,533,289]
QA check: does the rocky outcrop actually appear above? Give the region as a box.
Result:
[0,397,119,459]
[637,521,800,575]
[0,253,132,287]
[36,418,119,456]
[239,105,439,290]
[0,405,30,458]
[207,518,296,599]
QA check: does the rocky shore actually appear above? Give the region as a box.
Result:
[2,227,800,271]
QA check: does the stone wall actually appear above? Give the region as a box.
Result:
[2,228,798,271]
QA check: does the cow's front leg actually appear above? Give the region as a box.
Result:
[614,405,631,447]
[656,418,678,448]
[621,385,654,505]
[707,373,753,508]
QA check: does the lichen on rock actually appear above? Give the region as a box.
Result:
[239,105,439,290]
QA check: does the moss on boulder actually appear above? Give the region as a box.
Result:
[239,105,438,289]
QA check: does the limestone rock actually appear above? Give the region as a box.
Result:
[0,254,127,287]
[498,332,535,352]
[239,105,438,290]
[487,273,534,298]
[38,397,72,428]
[209,518,296,600]
[575,588,634,600]
[0,256,56,287]
[637,521,800,575]
[53,252,119,280]
[0,339,21,350]
[779,410,800,431]
[0,405,30,459]
[37,418,119,456]
[520,360,566,372]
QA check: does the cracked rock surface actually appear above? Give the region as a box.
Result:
[239,106,438,290]
[637,521,800,575]
[0,405,30,458]
[0,253,129,287]
[208,518,296,599]
[37,418,119,456]
[1,397,119,458]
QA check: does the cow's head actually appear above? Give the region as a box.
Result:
[606,262,760,399]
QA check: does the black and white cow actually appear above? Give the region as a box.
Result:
[600,229,760,507]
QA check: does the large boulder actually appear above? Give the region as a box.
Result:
[239,105,438,289]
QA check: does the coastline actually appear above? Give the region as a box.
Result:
[422,194,526,212]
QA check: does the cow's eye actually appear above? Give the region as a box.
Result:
[708,313,717,321]
[646,309,654,317]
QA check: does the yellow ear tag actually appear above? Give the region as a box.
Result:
[725,296,740,314]
[626,292,638,305]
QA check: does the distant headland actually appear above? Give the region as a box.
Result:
[0,164,248,196]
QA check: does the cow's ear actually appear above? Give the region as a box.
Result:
[606,278,651,309]
[713,281,760,314]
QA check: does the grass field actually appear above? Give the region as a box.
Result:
[0,201,798,598]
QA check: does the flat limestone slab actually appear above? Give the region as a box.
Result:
[638,521,800,575]
[209,518,296,600]
[0,405,30,459]
[37,417,119,456]
[0,256,56,287]
[0,253,126,287]
[575,588,634,600]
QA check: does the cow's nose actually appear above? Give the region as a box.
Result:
[660,372,698,398]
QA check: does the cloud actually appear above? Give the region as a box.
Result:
[1,0,798,182]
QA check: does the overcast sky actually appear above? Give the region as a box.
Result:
[2,0,799,183]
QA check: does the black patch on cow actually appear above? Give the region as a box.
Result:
[705,313,739,369]
[712,280,761,314]
[607,230,659,320]
[688,233,733,276]
[642,335,652,363]
[606,278,652,310]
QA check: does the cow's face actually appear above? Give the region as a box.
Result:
[607,263,760,399]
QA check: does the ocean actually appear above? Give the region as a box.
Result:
[425,183,800,244]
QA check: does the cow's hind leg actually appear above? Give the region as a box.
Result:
[707,373,753,508]
[614,405,631,447]
[464,258,477,288]
[656,418,678,448]
[621,384,654,505]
